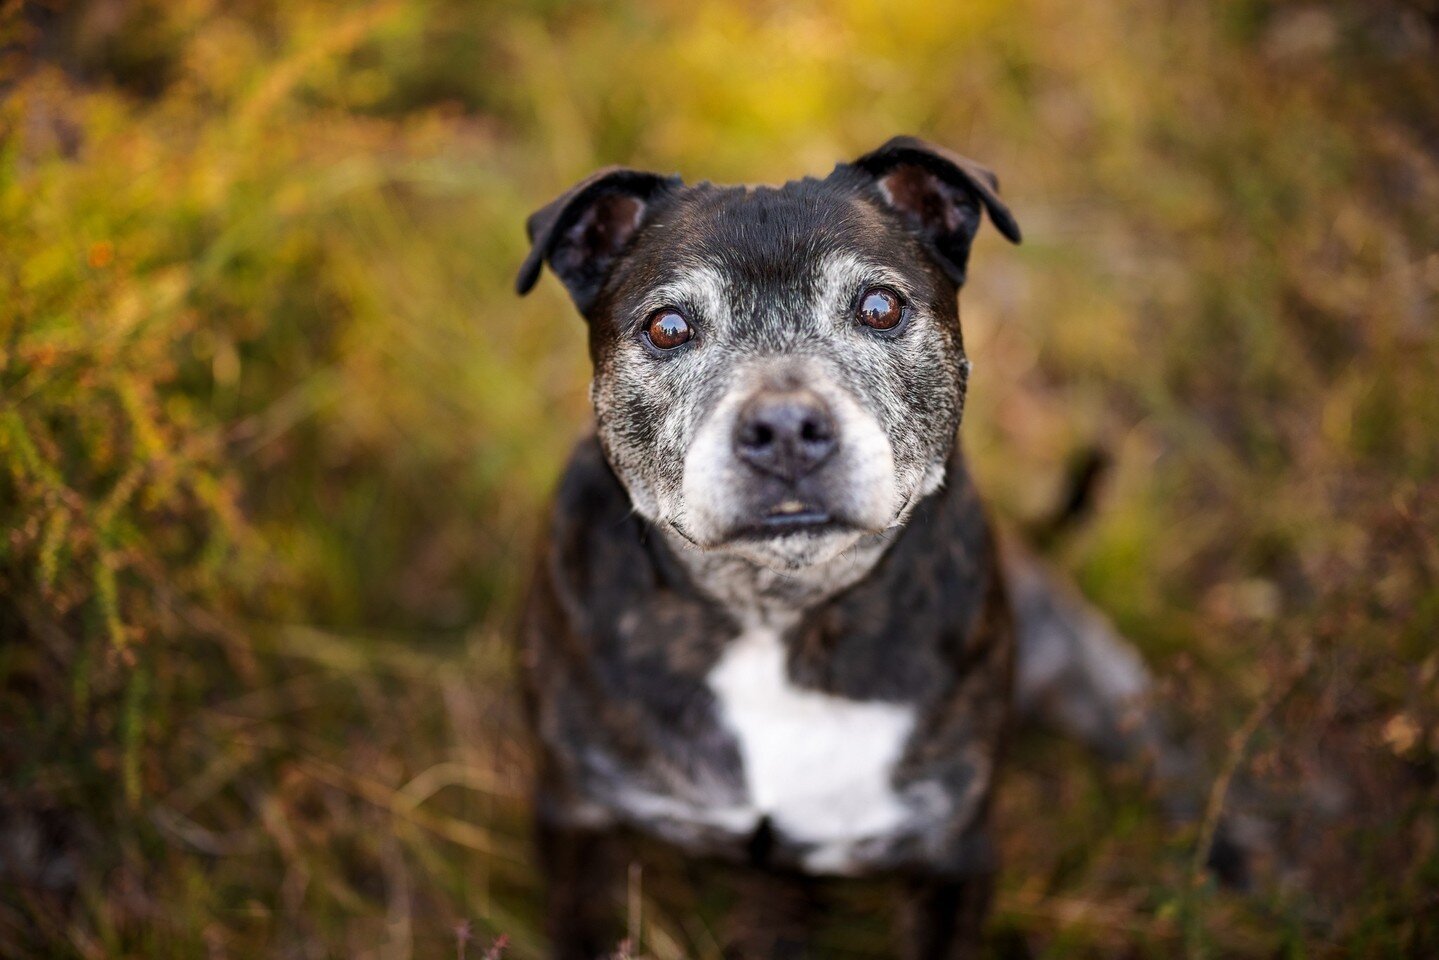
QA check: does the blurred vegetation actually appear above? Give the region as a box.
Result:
[1,0,1437,956]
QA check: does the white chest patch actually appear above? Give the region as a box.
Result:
[706,625,918,869]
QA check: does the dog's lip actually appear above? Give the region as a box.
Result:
[724,502,852,541]
[759,508,833,529]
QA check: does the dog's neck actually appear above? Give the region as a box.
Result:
[658,527,898,628]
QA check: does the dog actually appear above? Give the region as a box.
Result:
[514,137,1209,959]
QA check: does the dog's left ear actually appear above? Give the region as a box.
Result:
[851,136,1021,285]
[515,166,682,313]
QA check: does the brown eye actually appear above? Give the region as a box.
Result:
[644,309,693,350]
[856,287,905,330]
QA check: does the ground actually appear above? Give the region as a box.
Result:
[1,1,1437,957]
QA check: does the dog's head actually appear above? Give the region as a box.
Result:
[517,137,1020,570]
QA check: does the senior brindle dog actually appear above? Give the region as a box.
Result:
[514,137,1218,959]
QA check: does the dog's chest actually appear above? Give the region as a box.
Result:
[703,625,918,868]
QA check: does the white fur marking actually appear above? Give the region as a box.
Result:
[707,625,916,868]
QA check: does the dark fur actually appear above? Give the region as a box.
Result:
[514,138,1227,958]
[521,438,1008,958]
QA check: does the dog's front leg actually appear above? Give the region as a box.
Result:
[897,873,994,960]
[535,817,626,960]
[722,867,819,960]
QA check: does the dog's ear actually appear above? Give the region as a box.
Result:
[851,136,1021,285]
[515,166,682,312]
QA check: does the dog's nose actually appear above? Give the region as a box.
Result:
[734,390,838,482]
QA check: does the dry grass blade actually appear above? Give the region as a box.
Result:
[296,757,527,865]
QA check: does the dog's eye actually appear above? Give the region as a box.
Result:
[644,308,693,350]
[856,287,905,331]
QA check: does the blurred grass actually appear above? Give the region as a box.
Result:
[1,0,1437,956]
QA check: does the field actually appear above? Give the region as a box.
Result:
[2,0,1437,956]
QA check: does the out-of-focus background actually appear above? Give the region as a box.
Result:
[2,0,1437,956]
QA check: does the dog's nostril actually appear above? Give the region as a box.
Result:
[799,418,829,444]
[738,421,775,451]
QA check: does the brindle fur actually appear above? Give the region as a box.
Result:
[514,138,1228,959]
[520,438,1008,958]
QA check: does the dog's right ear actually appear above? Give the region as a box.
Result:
[515,167,682,313]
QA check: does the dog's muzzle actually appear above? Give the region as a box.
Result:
[675,364,901,559]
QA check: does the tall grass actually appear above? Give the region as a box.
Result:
[2,1,1436,956]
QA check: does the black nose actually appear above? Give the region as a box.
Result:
[734,390,838,482]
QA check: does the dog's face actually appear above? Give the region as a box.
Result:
[517,138,1020,569]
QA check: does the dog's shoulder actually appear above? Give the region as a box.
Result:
[548,435,632,537]
[531,436,654,627]
[530,435,724,639]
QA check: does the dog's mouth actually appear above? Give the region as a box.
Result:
[725,499,857,543]
[668,508,856,553]
[767,498,830,525]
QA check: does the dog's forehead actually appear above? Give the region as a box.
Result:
[636,176,905,290]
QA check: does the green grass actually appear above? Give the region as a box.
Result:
[2,0,1437,956]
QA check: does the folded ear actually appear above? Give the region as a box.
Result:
[851,136,1021,286]
[515,166,682,313]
